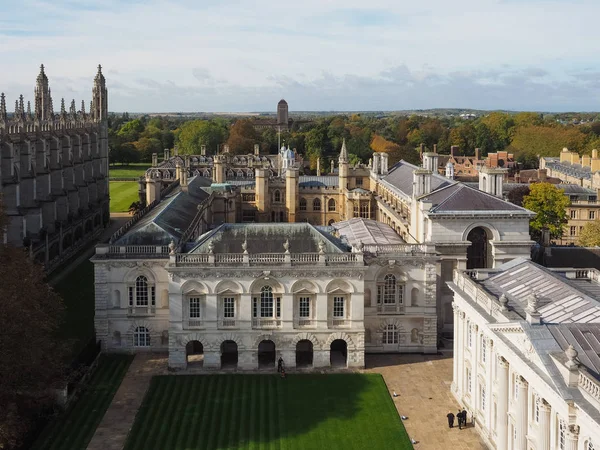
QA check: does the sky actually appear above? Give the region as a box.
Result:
[1,0,600,112]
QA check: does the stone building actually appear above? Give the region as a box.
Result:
[0,65,109,270]
[450,258,600,450]
[540,148,600,192]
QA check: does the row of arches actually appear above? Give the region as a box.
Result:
[185,338,349,369]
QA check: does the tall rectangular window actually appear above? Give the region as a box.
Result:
[590,210,596,220]
[570,226,577,236]
[299,297,310,317]
[333,296,345,318]
[261,296,273,317]
[480,385,486,411]
[570,210,577,219]
[189,297,201,318]
[223,297,235,318]
[276,297,281,318]
[467,368,472,394]
[253,298,258,317]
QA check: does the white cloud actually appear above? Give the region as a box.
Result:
[0,0,599,111]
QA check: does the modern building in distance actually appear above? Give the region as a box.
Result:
[0,65,109,271]
[450,258,600,450]
[251,99,312,132]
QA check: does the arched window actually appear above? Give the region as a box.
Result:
[411,287,419,306]
[383,324,398,344]
[252,286,281,321]
[328,198,336,212]
[299,198,307,211]
[274,190,281,203]
[128,275,156,311]
[134,326,150,347]
[313,198,321,211]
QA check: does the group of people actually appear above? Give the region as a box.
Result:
[277,357,286,378]
[446,409,468,430]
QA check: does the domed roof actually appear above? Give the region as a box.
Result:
[283,147,295,159]
[278,99,287,105]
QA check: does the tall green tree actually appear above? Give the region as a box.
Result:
[522,183,569,241]
[577,220,600,246]
[175,120,228,155]
[226,119,257,154]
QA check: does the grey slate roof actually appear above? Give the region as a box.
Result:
[425,184,527,213]
[189,223,347,254]
[548,324,600,378]
[299,176,339,187]
[481,259,600,324]
[333,218,405,247]
[542,157,593,180]
[115,176,211,246]
[542,247,600,270]
[382,160,452,197]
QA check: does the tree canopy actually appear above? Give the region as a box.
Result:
[226,119,257,155]
[577,220,600,247]
[175,119,229,155]
[522,183,569,241]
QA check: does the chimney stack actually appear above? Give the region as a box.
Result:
[419,143,424,160]
[451,145,458,157]
[164,149,170,161]
[152,153,158,167]
[254,144,260,156]
[475,148,481,161]
[201,145,206,156]
[593,149,598,159]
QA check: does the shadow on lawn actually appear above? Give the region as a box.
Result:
[125,373,409,450]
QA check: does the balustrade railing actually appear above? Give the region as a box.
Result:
[184,319,204,329]
[291,253,319,263]
[252,318,282,329]
[249,254,286,264]
[127,306,156,316]
[169,252,364,266]
[329,318,350,328]
[103,245,170,258]
[218,319,237,328]
[294,319,316,328]
[376,304,405,314]
[579,372,600,403]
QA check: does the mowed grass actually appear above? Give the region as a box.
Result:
[124,373,412,450]
[32,354,133,450]
[109,163,150,178]
[110,181,140,212]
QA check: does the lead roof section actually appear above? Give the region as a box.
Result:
[332,218,405,246]
[188,223,347,254]
[481,259,600,324]
[115,175,211,246]
[548,324,600,378]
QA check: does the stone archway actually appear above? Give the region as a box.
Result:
[186,340,204,368]
[220,340,238,369]
[296,339,313,368]
[467,227,492,269]
[258,340,276,369]
[330,339,347,367]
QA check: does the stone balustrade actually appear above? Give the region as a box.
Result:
[579,371,600,405]
[173,252,363,267]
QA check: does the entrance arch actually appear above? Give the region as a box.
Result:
[296,340,313,368]
[186,340,204,368]
[467,226,492,269]
[221,340,238,369]
[330,339,347,367]
[258,340,276,369]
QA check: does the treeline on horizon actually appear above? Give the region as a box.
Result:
[108,110,600,171]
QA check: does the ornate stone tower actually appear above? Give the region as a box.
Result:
[34,64,52,121]
[92,65,108,122]
[277,99,288,126]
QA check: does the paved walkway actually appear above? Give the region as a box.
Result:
[87,352,486,450]
[86,353,168,450]
[364,353,487,450]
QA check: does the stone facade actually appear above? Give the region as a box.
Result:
[0,65,109,270]
[449,260,600,450]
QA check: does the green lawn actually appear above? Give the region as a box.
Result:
[124,374,412,450]
[110,181,140,212]
[32,354,133,450]
[53,260,96,356]
[109,163,150,178]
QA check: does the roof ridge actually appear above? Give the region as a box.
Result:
[428,184,463,210]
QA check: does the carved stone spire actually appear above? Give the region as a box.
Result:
[81,99,86,115]
[26,101,32,117]
[60,98,66,116]
[70,99,76,116]
[18,95,25,117]
[48,90,54,117]
[92,63,107,121]
[338,138,348,164]
[35,63,51,120]
[0,93,6,121]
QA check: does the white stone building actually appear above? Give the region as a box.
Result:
[449,258,600,450]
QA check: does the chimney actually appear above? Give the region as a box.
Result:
[479,166,506,198]
[152,153,158,167]
[413,168,432,197]
[582,155,591,167]
[223,144,230,154]
[450,145,458,157]
[164,149,170,161]
[419,143,424,160]
[475,148,481,161]
[181,168,188,192]
[560,147,570,163]
[593,149,598,159]
[174,146,178,156]
[316,158,321,176]
[537,169,547,182]
[570,152,579,165]
[422,152,439,173]
[201,145,206,156]
[592,159,600,173]
[254,144,260,156]
[515,171,521,183]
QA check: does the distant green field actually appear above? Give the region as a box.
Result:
[109,163,150,178]
[124,373,412,450]
[110,181,140,212]
[32,354,133,450]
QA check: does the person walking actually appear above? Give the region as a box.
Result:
[462,409,468,428]
[446,411,455,428]
[457,410,464,429]
[277,357,283,373]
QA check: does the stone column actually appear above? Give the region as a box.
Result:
[515,375,528,450]
[537,399,551,450]
[565,426,579,450]
[496,356,510,450]
[452,302,460,393]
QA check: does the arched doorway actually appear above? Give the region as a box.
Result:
[330,339,347,367]
[186,340,204,368]
[221,340,238,369]
[258,340,275,369]
[467,227,491,269]
[296,340,313,368]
